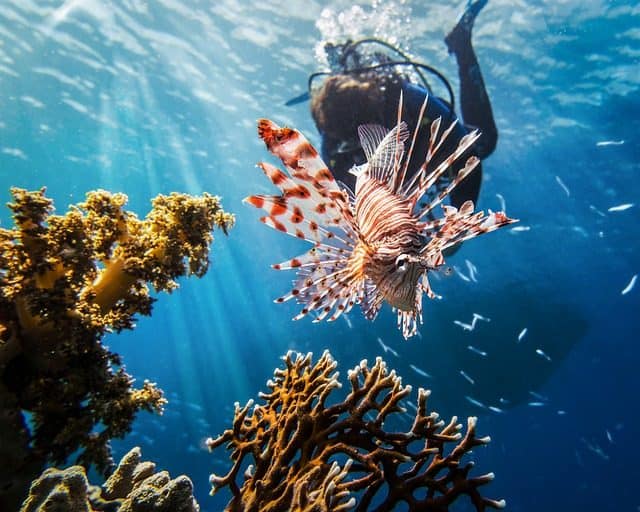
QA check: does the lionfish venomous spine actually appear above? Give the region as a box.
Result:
[245,95,516,339]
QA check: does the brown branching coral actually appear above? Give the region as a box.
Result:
[207,350,505,511]
[20,446,200,512]
[0,187,234,509]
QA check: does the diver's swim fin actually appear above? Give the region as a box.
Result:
[284,91,310,106]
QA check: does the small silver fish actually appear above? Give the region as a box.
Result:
[581,438,609,461]
[459,370,475,385]
[608,203,634,212]
[409,364,432,378]
[454,319,474,331]
[555,175,570,197]
[376,337,399,357]
[621,274,637,295]
[454,265,472,282]
[454,312,490,332]
[517,327,528,342]
[465,259,478,282]
[528,390,548,401]
[535,348,552,362]
[465,396,486,409]
[596,139,624,146]
[467,345,487,357]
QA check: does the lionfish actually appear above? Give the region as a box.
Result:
[245,96,516,339]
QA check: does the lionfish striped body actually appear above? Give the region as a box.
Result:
[246,96,516,339]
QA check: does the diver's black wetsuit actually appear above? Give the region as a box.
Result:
[318,7,497,210]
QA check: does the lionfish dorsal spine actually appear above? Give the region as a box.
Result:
[417,155,481,220]
[394,95,430,193]
[410,128,482,214]
[392,90,405,182]
[401,118,463,203]
[426,116,443,163]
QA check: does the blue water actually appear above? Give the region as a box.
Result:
[1,1,639,510]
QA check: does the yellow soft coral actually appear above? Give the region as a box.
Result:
[1,188,234,336]
[0,187,233,510]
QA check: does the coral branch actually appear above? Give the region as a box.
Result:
[207,351,505,511]
[20,447,199,512]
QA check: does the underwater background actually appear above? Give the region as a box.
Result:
[1,0,639,510]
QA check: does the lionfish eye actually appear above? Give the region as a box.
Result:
[395,255,409,272]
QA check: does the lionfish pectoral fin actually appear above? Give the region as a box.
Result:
[361,279,383,321]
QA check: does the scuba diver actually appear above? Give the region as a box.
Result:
[288,0,497,212]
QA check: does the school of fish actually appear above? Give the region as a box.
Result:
[245,95,517,338]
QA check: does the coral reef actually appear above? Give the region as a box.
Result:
[20,446,199,512]
[0,187,233,509]
[207,350,505,511]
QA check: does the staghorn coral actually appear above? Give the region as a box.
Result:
[20,446,199,512]
[0,187,233,509]
[207,350,505,511]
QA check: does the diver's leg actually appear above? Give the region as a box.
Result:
[445,0,497,159]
